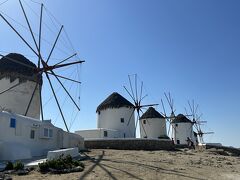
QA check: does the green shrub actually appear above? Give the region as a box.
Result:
[38,155,84,173]
[38,161,49,172]
[13,161,24,170]
[5,161,13,170]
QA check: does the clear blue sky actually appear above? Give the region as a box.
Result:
[0,0,240,147]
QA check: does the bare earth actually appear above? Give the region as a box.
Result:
[12,148,240,180]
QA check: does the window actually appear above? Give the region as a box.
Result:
[144,136,147,138]
[104,131,108,137]
[49,129,53,138]
[177,140,180,144]
[120,118,124,123]
[143,120,146,124]
[175,124,178,127]
[44,128,48,137]
[10,118,16,128]
[30,130,35,139]
[124,133,125,138]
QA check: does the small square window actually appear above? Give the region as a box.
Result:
[10,118,16,128]
[104,131,108,137]
[49,129,53,137]
[120,118,124,123]
[30,130,35,139]
[143,120,146,124]
[177,140,180,144]
[175,124,178,127]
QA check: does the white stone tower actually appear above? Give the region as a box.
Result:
[0,53,41,119]
[139,107,168,139]
[96,92,135,138]
[171,114,194,145]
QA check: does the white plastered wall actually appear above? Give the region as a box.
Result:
[0,111,84,161]
[139,118,167,139]
[0,77,40,119]
[75,128,123,139]
[97,107,135,138]
[172,122,194,145]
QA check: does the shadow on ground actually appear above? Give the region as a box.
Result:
[79,151,206,180]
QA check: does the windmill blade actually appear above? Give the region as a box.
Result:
[188,100,193,114]
[139,81,143,103]
[184,107,189,115]
[46,25,63,63]
[38,3,43,68]
[48,72,81,84]
[128,75,135,101]
[135,74,138,103]
[126,108,135,126]
[140,104,159,108]
[123,86,136,103]
[45,73,69,132]
[39,83,44,121]
[202,132,214,135]
[19,0,39,57]
[161,99,167,116]
[54,53,77,66]
[164,92,174,112]
[167,122,171,136]
[140,94,148,103]
[135,111,140,137]
[24,81,39,116]
[0,82,22,95]
[48,71,81,111]
[0,13,39,57]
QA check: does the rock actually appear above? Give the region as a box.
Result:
[16,169,29,176]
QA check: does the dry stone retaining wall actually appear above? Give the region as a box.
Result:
[84,139,174,151]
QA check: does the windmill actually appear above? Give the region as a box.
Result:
[187,100,214,144]
[0,0,84,132]
[123,74,158,137]
[160,92,177,137]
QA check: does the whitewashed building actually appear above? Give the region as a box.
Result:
[0,53,84,161]
[76,92,135,139]
[139,107,168,139]
[171,114,194,145]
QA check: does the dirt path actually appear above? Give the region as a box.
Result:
[12,149,240,180]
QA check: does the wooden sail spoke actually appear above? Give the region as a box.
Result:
[38,60,85,73]
[45,73,69,132]
[0,13,39,57]
[47,72,81,84]
[54,53,77,66]
[46,25,63,63]
[48,70,81,111]
[0,82,22,95]
[24,82,39,116]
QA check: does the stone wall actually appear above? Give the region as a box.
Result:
[84,138,174,151]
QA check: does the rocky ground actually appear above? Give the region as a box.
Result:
[8,148,240,180]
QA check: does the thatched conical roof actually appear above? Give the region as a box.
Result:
[140,107,164,120]
[96,92,134,112]
[0,53,40,82]
[172,114,192,123]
